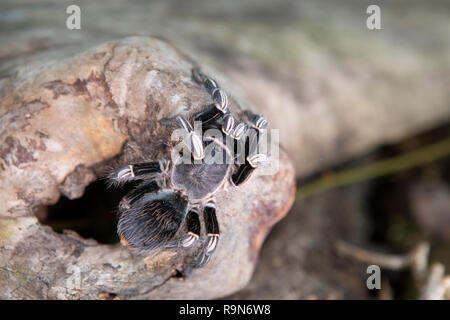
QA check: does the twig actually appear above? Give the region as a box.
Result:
[336,241,450,299]
[336,241,429,274]
[296,137,450,200]
[420,263,450,300]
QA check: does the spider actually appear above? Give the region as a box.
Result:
[108,68,269,267]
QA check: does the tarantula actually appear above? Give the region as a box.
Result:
[108,68,269,267]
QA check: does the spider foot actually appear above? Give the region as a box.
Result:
[107,162,163,187]
[161,115,205,161]
[166,208,201,248]
[194,234,219,268]
[193,201,220,267]
[231,153,269,186]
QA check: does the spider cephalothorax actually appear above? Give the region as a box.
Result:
[109,68,269,267]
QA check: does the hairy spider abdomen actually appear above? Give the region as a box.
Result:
[118,191,188,250]
[172,162,229,200]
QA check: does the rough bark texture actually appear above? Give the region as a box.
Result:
[0,37,295,299]
[229,185,372,299]
[1,0,449,299]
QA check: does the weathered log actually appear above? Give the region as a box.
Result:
[1,0,449,300]
[0,37,295,299]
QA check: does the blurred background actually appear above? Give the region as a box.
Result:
[1,0,449,299]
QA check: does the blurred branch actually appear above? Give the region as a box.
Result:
[420,263,450,300]
[296,137,450,200]
[337,241,450,300]
[336,241,429,276]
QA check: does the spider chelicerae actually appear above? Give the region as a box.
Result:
[108,68,269,267]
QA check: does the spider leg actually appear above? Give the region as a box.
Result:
[160,115,205,160]
[191,68,229,127]
[242,110,268,155]
[231,121,248,140]
[244,110,268,132]
[229,108,270,185]
[191,68,219,96]
[192,88,229,127]
[231,153,269,186]
[242,111,268,155]
[195,201,220,267]
[192,67,207,84]
[204,78,219,95]
[193,104,227,127]
[166,206,202,248]
[108,161,164,187]
[180,207,201,248]
[211,88,228,112]
[222,113,235,136]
